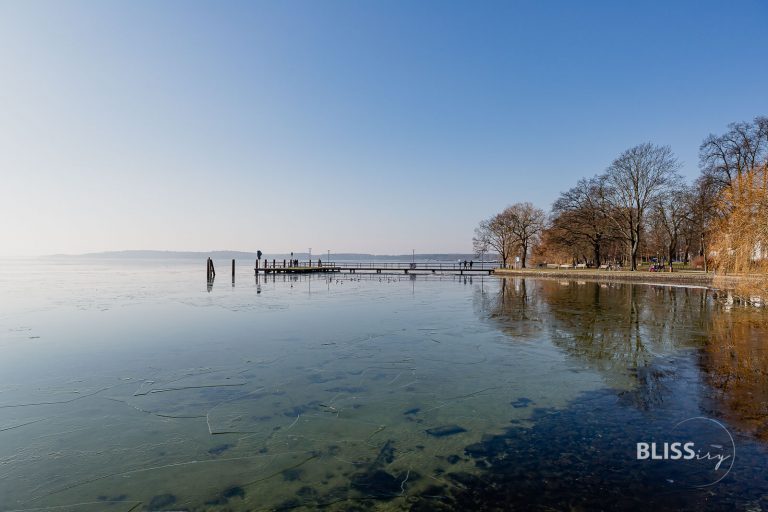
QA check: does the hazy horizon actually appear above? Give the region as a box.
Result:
[37,249,488,258]
[2,1,767,257]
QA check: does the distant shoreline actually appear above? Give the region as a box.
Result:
[44,250,492,261]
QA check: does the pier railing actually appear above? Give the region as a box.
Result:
[217,258,500,282]
[253,260,500,271]
[330,261,500,271]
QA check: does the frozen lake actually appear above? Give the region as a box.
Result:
[1,259,767,511]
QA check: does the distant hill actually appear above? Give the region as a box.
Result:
[49,250,263,260]
[47,250,497,261]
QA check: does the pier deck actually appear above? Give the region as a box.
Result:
[254,261,497,275]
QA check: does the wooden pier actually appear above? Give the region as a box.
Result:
[251,260,497,275]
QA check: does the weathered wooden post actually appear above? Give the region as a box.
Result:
[231,259,235,284]
[283,259,286,268]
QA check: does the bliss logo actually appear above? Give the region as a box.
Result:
[636,442,696,461]
[635,417,735,487]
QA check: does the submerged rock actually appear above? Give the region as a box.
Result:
[97,494,127,502]
[205,485,245,506]
[207,443,233,456]
[426,424,467,437]
[222,485,245,499]
[511,397,533,408]
[445,454,461,464]
[148,493,176,510]
[282,467,304,481]
[373,439,396,466]
[351,469,402,498]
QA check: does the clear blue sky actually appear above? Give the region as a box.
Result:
[1,0,766,256]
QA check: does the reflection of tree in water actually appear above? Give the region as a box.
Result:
[545,281,716,407]
[499,279,707,365]
[483,278,712,398]
[543,282,706,360]
[700,308,768,440]
[475,277,545,338]
[481,278,768,439]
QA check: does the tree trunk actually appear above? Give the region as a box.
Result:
[593,242,601,268]
[521,242,527,268]
[631,225,641,271]
[668,241,675,272]
[630,240,638,271]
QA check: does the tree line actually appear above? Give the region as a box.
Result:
[474,116,768,272]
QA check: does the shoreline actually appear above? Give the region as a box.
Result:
[491,268,760,288]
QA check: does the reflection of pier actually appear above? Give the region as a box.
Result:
[253,271,488,294]
[253,261,498,275]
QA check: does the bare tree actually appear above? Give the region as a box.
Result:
[653,186,691,271]
[474,203,545,268]
[699,116,768,196]
[551,177,615,266]
[506,202,546,268]
[685,175,720,271]
[533,224,578,265]
[474,211,515,268]
[602,143,682,270]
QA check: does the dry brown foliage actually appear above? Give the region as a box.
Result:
[711,165,768,274]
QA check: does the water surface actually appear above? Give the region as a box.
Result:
[1,260,768,511]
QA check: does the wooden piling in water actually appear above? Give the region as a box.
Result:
[232,259,235,281]
[207,257,216,280]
